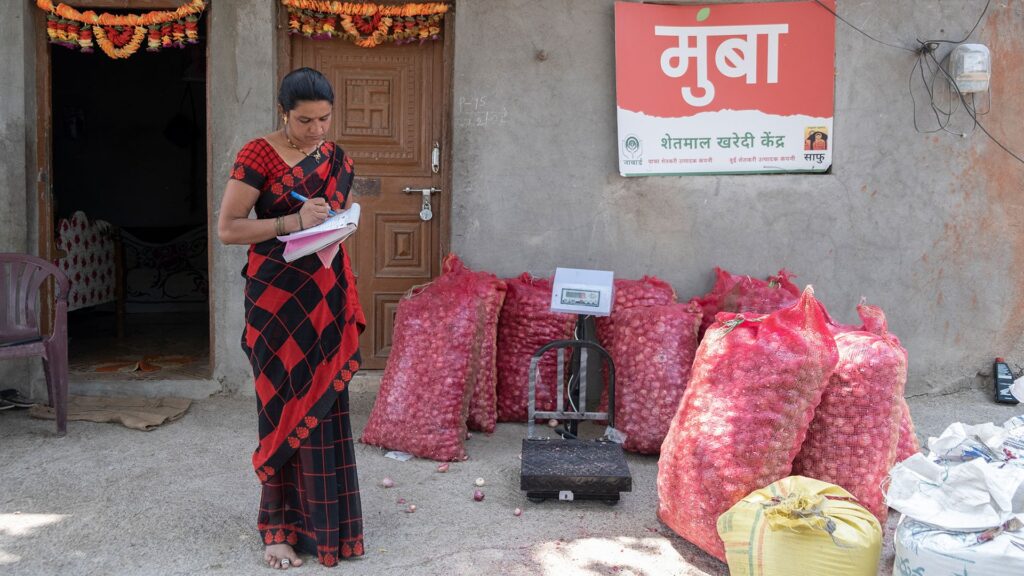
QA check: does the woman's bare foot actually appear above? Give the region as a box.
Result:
[265,543,303,570]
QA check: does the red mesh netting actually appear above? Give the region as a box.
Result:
[441,255,507,433]
[604,302,701,454]
[657,287,838,561]
[360,276,482,461]
[693,267,800,338]
[792,303,908,525]
[495,274,575,422]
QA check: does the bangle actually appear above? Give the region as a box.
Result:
[274,216,283,236]
[297,212,304,231]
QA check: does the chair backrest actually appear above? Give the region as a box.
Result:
[56,211,119,311]
[0,253,69,341]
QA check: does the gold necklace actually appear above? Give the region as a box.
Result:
[283,128,323,161]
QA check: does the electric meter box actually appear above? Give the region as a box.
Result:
[550,268,614,317]
[950,43,991,94]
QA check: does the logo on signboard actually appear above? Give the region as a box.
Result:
[622,135,643,165]
[803,127,829,150]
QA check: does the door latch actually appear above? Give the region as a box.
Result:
[402,187,441,221]
[431,141,441,174]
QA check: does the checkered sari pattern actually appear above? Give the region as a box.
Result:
[231,138,365,565]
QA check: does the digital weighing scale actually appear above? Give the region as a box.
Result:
[519,268,632,504]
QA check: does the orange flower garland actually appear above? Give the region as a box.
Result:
[37,0,204,58]
[94,25,147,59]
[282,1,448,48]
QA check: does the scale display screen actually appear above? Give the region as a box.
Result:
[550,268,614,316]
[560,288,600,308]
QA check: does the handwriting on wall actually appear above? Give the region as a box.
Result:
[457,95,508,128]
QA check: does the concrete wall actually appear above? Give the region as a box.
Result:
[450,0,1024,395]
[0,1,30,253]
[0,2,36,391]
[208,0,279,394]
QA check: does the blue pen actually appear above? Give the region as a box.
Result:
[290,191,337,217]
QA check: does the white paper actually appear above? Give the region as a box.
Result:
[927,421,1007,463]
[887,454,1024,531]
[277,203,361,242]
[384,451,413,462]
[1012,375,1024,402]
[888,417,1024,532]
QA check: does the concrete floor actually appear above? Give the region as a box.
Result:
[1,375,1021,576]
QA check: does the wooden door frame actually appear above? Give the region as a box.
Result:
[36,0,201,258]
[273,1,456,265]
[34,0,214,373]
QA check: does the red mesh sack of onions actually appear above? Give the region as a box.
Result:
[594,276,678,422]
[596,276,677,351]
[360,277,483,461]
[441,255,507,433]
[693,267,800,338]
[657,286,838,561]
[495,274,575,422]
[875,328,920,462]
[791,303,907,525]
[605,302,701,454]
[896,398,921,461]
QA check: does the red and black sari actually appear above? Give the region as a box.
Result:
[230,138,366,566]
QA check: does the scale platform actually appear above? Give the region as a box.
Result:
[520,438,632,503]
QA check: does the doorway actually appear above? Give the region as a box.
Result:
[285,10,454,369]
[48,21,210,381]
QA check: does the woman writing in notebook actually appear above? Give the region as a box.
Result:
[217,67,365,570]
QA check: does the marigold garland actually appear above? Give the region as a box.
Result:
[37,0,204,58]
[281,1,449,48]
[94,25,147,59]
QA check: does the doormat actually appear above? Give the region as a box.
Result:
[30,395,191,431]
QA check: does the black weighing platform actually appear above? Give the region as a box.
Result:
[520,438,633,503]
[519,316,632,504]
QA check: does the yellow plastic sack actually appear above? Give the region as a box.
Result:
[716,476,881,576]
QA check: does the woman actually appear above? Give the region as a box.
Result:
[218,67,365,570]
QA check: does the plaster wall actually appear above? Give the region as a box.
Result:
[1,1,30,253]
[450,0,1024,395]
[0,1,36,390]
[208,0,279,394]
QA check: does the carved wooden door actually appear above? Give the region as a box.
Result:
[291,32,449,369]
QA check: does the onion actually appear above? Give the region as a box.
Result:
[381,477,394,488]
[791,304,909,525]
[360,272,487,461]
[658,287,838,561]
[513,507,522,517]
[547,419,559,428]
[473,489,485,501]
[474,477,485,487]
[595,303,701,454]
[406,504,417,513]
[436,463,449,473]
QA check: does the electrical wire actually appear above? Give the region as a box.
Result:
[816,0,1023,166]
[925,46,1024,164]
[812,0,916,53]
[918,0,990,46]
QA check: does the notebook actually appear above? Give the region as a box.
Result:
[277,203,360,267]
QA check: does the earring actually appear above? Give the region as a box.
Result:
[282,116,288,125]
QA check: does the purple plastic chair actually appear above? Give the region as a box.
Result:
[0,253,69,435]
